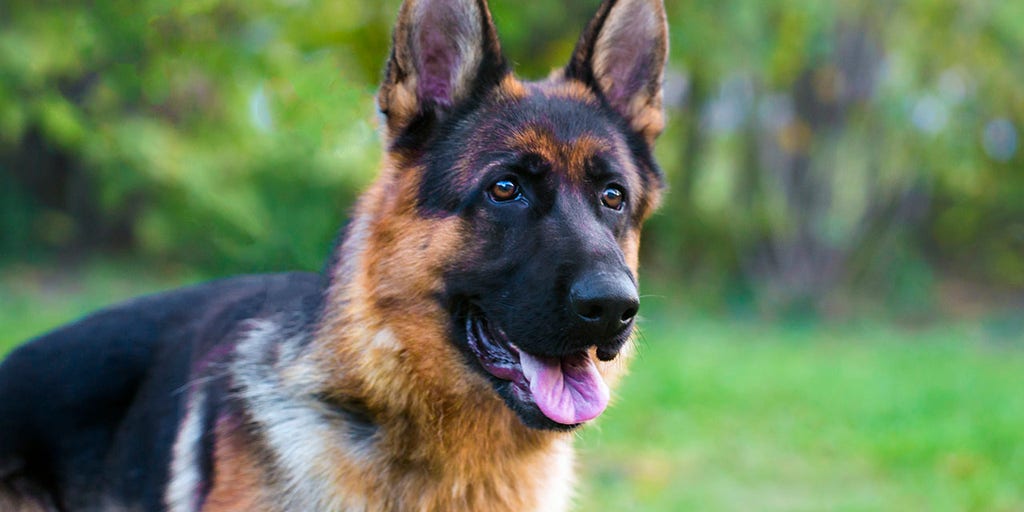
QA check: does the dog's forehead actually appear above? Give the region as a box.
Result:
[473,79,626,176]
[416,77,651,214]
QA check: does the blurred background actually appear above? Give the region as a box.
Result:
[0,0,1021,510]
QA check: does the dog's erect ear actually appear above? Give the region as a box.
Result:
[566,0,668,143]
[378,0,506,142]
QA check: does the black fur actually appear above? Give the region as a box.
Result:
[0,273,321,510]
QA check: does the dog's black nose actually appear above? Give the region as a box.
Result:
[570,272,639,339]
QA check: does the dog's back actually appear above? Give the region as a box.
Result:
[0,273,321,511]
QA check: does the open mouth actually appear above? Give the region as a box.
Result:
[464,309,610,426]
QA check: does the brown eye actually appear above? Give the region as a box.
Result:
[489,178,520,202]
[601,185,625,210]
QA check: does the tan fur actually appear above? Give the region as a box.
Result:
[507,126,607,182]
[607,128,662,219]
[300,161,581,510]
[503,114,658,219]
[531,78,662,218]
[376,0,417,139]
[543,80,600,104]
[499,74,528,100]
[202,421,270,512]
[377,74,420,141]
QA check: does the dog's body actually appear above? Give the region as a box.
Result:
[0,0,667,510]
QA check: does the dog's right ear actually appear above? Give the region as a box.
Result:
[378,0,506,145]
[566,0,668,144]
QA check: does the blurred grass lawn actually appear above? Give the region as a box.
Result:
[1,264,1022,511]
[578,311,1024,511]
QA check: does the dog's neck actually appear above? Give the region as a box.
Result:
[274,175,576,510]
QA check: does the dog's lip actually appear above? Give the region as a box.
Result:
[464,308,610,425]
[464,312,527,386]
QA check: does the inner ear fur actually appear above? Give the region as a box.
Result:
[378,0,507,143]
[566,0,669,143]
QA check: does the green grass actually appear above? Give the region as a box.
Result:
[2,264,1022,511]
[576,315,1024,511]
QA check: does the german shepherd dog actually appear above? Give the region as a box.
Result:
[0,0,667,510]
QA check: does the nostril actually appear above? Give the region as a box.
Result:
[578,302,603,321]
[620,306,638,322]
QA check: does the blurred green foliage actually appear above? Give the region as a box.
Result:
[1,0,1022,310]
[0,0,399,270]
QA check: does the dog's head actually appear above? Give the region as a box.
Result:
[356,0,666,432]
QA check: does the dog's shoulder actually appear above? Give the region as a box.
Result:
[0,272,323,421]
[0,271,323,510]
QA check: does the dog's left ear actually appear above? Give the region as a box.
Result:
[566,0,668,143]
[378,0,507,144]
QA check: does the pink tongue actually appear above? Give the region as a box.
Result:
[518,351,610,424]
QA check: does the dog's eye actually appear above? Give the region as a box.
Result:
[601,185,625,210]
[489,178,520,202]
